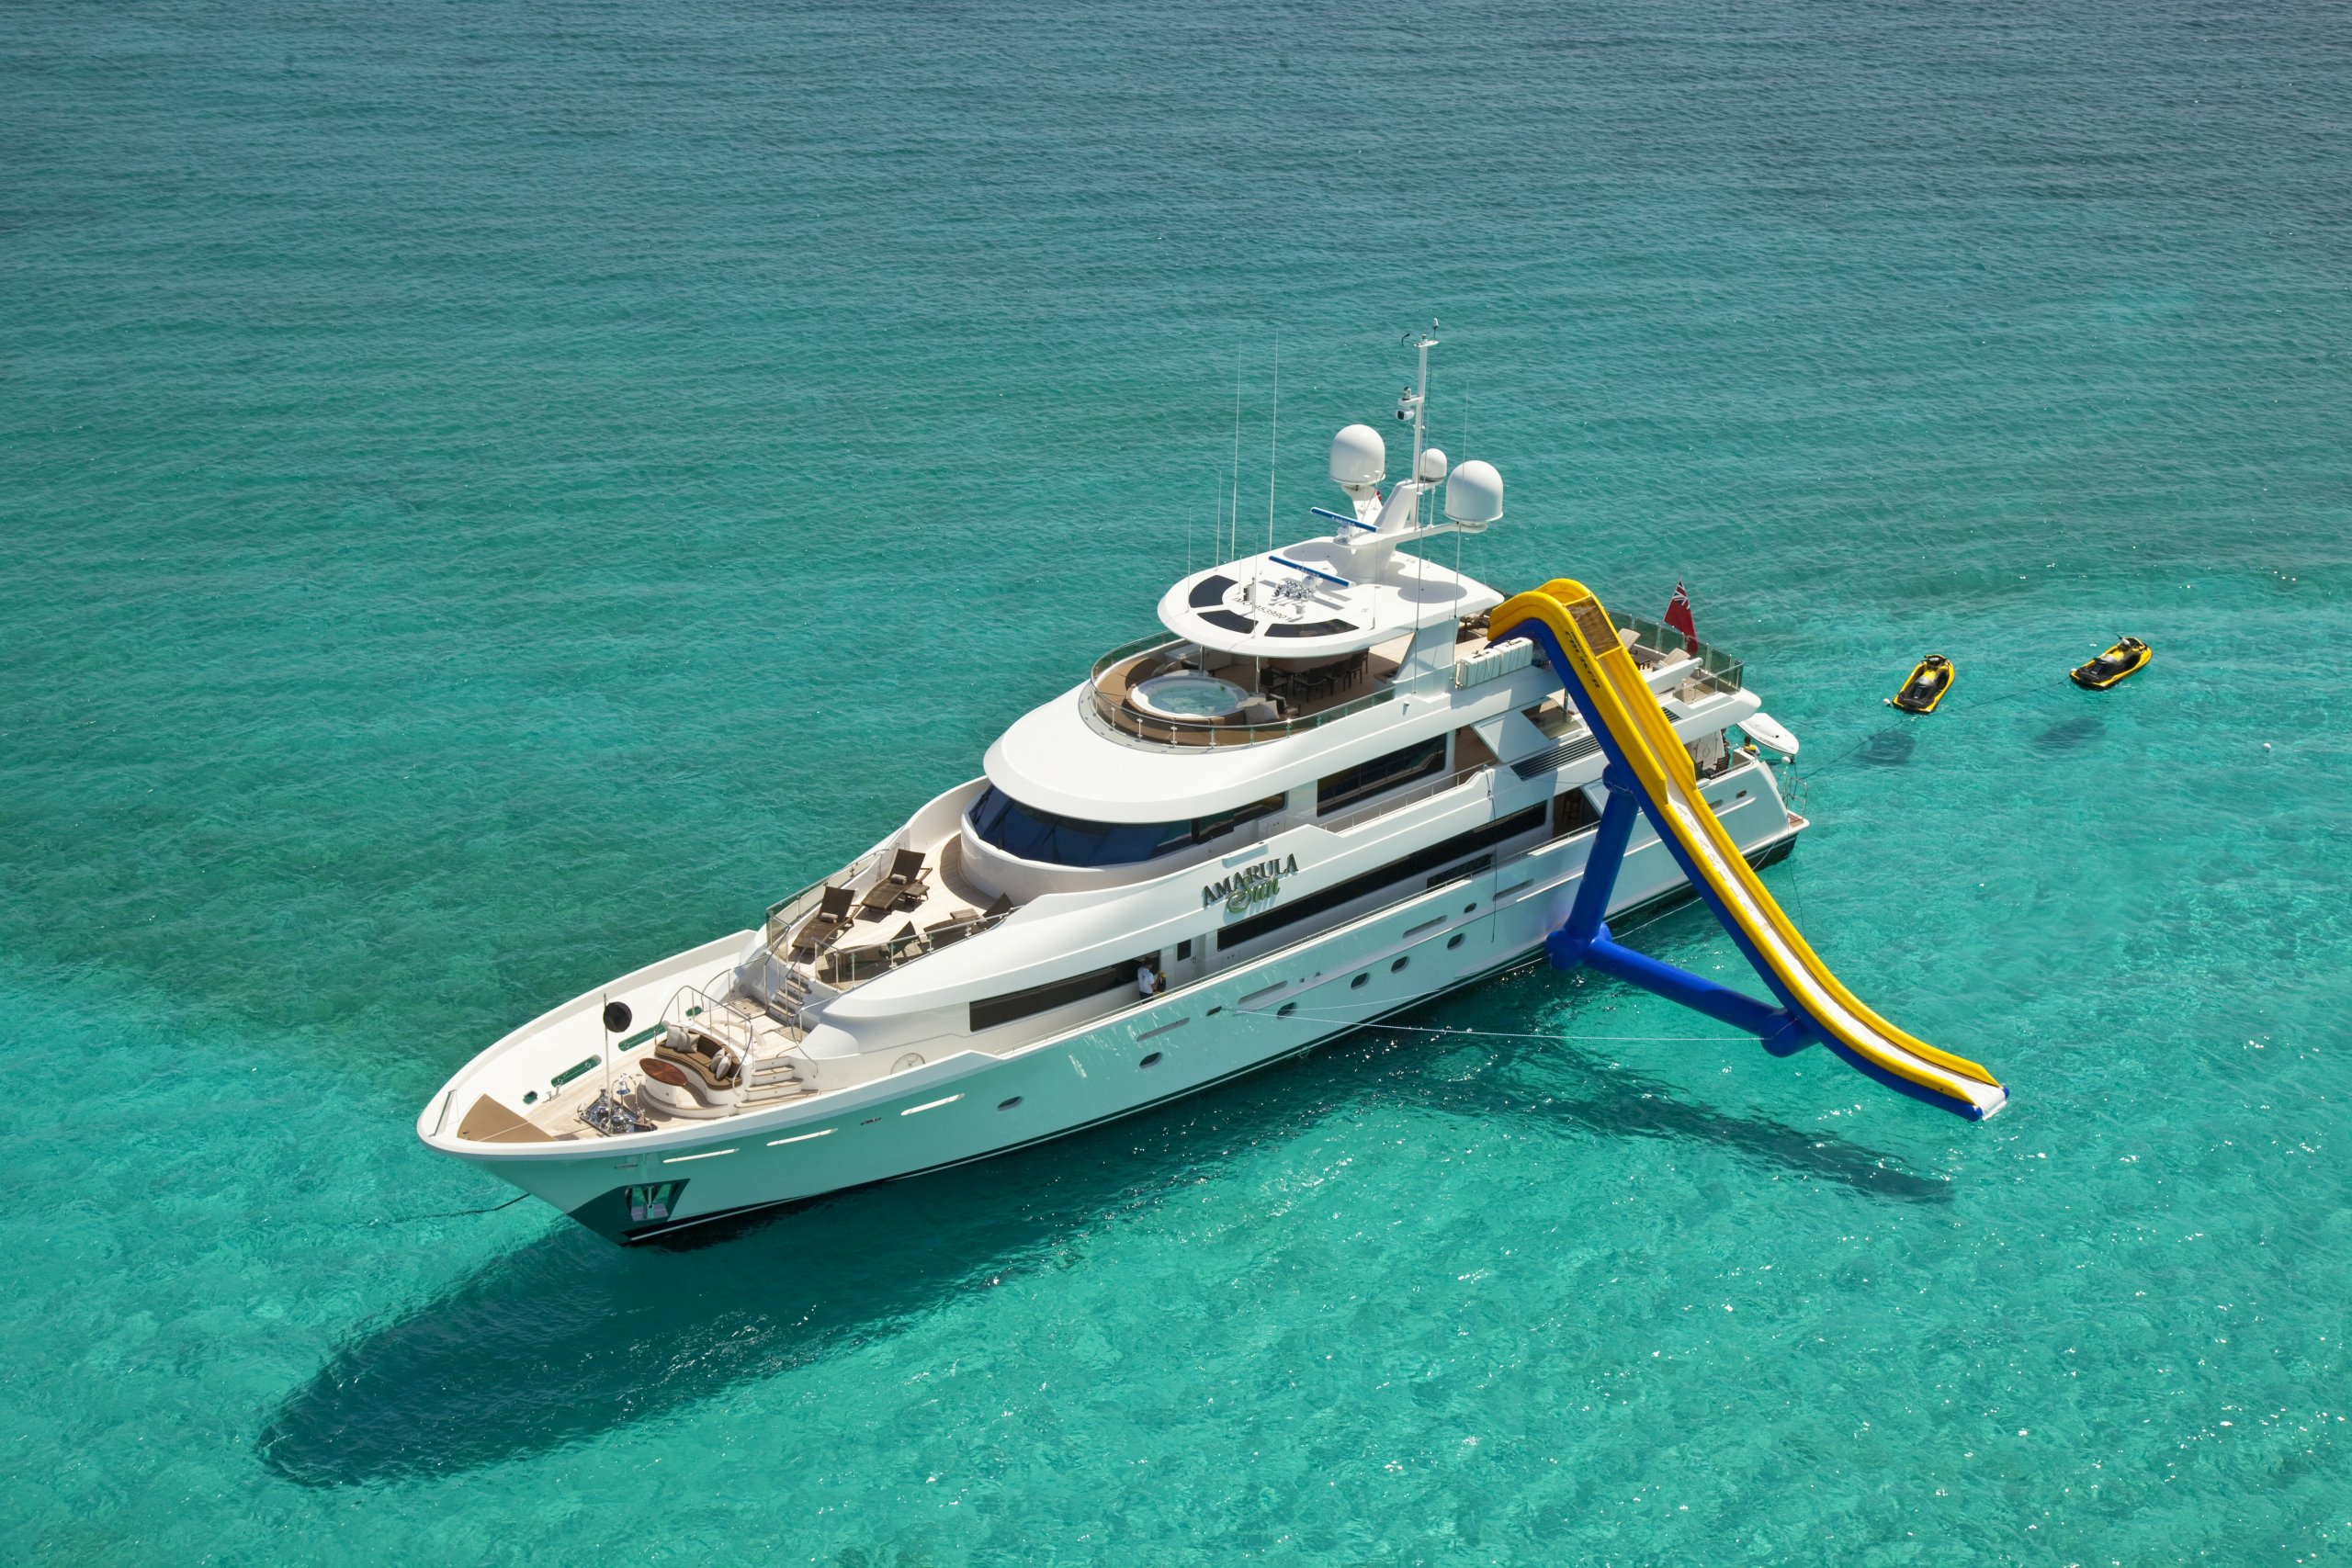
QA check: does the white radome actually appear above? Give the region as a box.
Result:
[1445,457,1503,528]
[1418,446,1449,482]
[1329,423,1385,488]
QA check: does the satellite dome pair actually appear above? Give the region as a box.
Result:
[1329,423,1503,529]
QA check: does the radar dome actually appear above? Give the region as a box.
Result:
[1444,459,1503,530]
[1418,446,1448,482]
[1329,424,1385,489]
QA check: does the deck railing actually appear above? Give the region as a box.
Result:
[1084,615,1737,751]
[1609,611,1744,695]
[1084,634,1396,749]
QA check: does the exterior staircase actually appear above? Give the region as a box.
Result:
[713,994,814,1106]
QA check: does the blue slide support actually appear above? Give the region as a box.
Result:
[1555,767,1640,951]
[1510,621,1815,1060]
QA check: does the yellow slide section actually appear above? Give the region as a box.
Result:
[1492,580,2007,1119]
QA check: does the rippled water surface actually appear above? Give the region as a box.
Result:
[5,1,2350,1562]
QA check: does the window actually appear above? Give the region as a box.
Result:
[1189,794,1285,844]
[967,786,1282,868]
[1552,785,1601,839]
[969,953,1158,1032]
[1429,853,1490,889]
[1217,805,1547,951]
[1316,736,1447,816]
[1176,939,1193,961]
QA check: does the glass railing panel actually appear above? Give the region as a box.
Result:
[1605,610,1742,694]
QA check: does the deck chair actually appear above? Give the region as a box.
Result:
[884,847,930,902]
[791,886,856,958]
[857,849,932,919]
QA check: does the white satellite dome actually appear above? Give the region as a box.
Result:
[1329,424,1385,488]
[1444,458,1503,529]
[1418,446,1448,482]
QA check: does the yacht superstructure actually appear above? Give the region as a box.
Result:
[418,340,1826,1242]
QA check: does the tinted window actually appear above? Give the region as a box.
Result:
[1317,737,1447,815]
[1191,794,1284,843]
[967,787,1282,869]
[969,953,1158,1032]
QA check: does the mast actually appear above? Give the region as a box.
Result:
[1405,320,1439,527]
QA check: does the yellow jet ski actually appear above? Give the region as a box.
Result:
[1888,653,1955,714]
[2071,636,2150,690]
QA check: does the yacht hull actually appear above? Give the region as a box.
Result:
[424,787,1801,1243]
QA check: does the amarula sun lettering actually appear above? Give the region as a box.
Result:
[1204,854,1298,910]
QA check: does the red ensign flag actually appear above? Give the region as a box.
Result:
[1664,581,1697,647]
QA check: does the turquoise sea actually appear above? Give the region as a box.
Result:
[6,0,2350,1561]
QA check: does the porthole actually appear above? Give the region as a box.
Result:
[1446,932,1465,951]
[1138,1052,1163,1069]
[1277,1002,1298,1018]
[1390,956,1409,974]
[1464,902,1477,914]
[1350,973,1370,989]
[998,1096,1023,1111]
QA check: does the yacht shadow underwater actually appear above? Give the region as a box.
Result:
[261,960,1951,1486]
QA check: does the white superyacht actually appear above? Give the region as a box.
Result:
[419,340,1867,1242]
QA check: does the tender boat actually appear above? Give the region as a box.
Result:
[2070,636,2150,690]
[417,336,1813,1241]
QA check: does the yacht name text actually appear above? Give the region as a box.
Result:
[1205,855,1297,916]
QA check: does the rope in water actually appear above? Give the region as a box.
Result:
[371,1193,528,1225]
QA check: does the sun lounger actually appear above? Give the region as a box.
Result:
[791,886,856,958]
